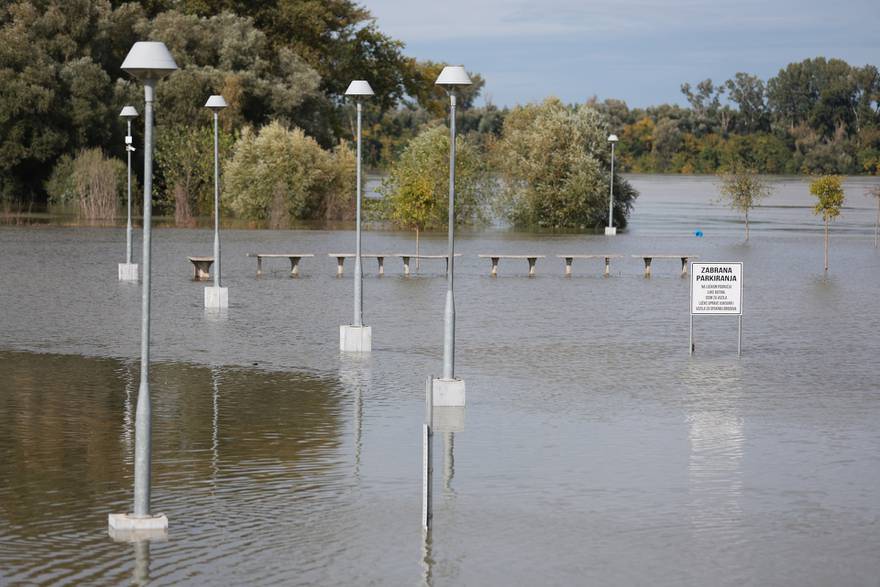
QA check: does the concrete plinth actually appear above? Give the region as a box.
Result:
[118,263,139,281]
[204,286,228,309]
[604,226,617,236]
[340,324,372,352]
[432,406,465,432]
[432,377,465,407]
[108,513,168,533]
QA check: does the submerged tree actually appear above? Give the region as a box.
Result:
[868,185,880,248]
[717,166,772,241]
[378,125,489,263]
[810,175,845,271]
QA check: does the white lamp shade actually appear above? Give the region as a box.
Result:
[119,105,139,119]
[121,42,178,80]
[435,65,472,87]
[608,134,619,143]
[345,80,375,97]
[204,95,228,111]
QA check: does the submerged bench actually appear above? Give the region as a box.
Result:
[248,253,314,277]
[557,254,624,277]
[328,253,390,277]
[187,256,213,281]
[632,255,699,277]
[478,254,545,277]
[394,254,462,275]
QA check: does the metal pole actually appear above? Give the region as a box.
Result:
[442,93,457,380]
[134,79,156,518]
[737,315,742,357]
[689,313,694,356]
[607,142,615,230]
[422,377,433,530]
[126,119,133,265]
[353,100,363,327]
[213,110,221,289]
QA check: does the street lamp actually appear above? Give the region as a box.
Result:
[432,65,471,407]
[109,41,177,535]
[204,95,228,309]
[118,105,139,281]
[339,80,374,352]
[605,133,619,236]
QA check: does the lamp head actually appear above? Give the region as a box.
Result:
[608,134,619,143]
[121,42,178,81]
[435,65,472,88]
[204,95,228,111]
[345,80,375,97]
[119,105,139,120]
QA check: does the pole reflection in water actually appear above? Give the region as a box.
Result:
[338,355,370,479]
[682,361,745,542]
[133,539,151,586]
[211,367,220,483]
[421,528,434,587]
[121,361,136,457]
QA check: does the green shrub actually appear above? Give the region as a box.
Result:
[45,148,125,220]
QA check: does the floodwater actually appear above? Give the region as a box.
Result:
[1,175,879,586]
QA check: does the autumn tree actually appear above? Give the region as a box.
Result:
[810,175,845,270]
[717,166,772,241]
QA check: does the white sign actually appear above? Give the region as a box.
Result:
[690,262,743,315]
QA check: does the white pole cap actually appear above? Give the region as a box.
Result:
[121,41,178,80]
[435,65,472,87]
[608,134,619,143]
[204,95,228,111]
[119,105,139,119]
[345,80,375,97]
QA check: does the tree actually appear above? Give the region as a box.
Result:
[494,98,638,229]
[378,125,489,260]
[725,73,768,133]
[717,166,772,241]
[810,175,845,271]
[867,185,880,247]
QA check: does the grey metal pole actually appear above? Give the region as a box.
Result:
[689,313,694,356]
[134,79,156,518]
[737,315,742,357]
[442,93,457,380]
[353,100,363,327]
[213,110,221,289]
[126,119,133,265]
[607,142,615,230]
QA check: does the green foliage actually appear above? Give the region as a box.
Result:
[223,121,355,224]
[45,147,125,219]
[493,98,637,229]
[717,165,772,239]
[378,125,489,231]
[810,175,845,220]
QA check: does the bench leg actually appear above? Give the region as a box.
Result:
[644,258,652,278]
[604,257,611,277]
[290,257,300,277]
[528,257,536,277]
[402,256,410,276]
[256,257,262,277]
[378,257,384,276]
[490,257,499,277]
[564,257,572,276]
[681,257,688,277]
[336,257,344,277]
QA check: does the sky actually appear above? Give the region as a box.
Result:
[363,0,880,109]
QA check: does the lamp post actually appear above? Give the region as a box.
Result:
[339,80,374,352]
[204,95,228,309]
[431,65,471,407]
[118,106,139,281]
[109,41,177,534]
[605,134,619,236]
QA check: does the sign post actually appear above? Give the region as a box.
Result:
[689,262,743,356]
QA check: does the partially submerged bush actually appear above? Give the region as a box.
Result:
[46,148,124,221]
[224,121,355,223]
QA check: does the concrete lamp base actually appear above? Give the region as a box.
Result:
[604,226,617,236]
[204,286,228,308]
[340,325,372,352]
[118,263,139,281]
[108,513,168,531]
[432,377,465,407]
